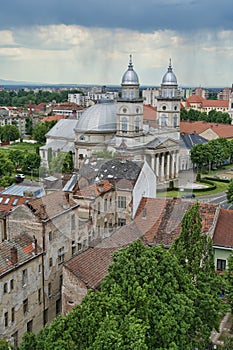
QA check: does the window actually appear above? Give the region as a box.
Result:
[48,231,52,241]
[104,221,108,233]
[12,198,19,206]
[161,114,167,127]
[118,196,126,209]
[11,307,15,323]
[38,288,41,304]
[23,298,28,314]
[121,117,128,133]
[71,214,75,230]
[109,222,113,232]
[10,279,14,291]
[118,218,126,227]
[22,269,27,287]
[59,275,63,289]
[217,259,226,271]
[104,199,107,211]
[49,257,53,267]
[48,283,52,297]
[72,240,76,256]
[134,118,140,133]
[44,309,48,325]
[3,282,7,294]
[27,320,33,333]
[38,264,42,273]
[4,198,10,205]
[58,247,65,264]
[4,312,8,327]
[11,332,18,350]
[56,299,61,315]
[97,202,101,215]
[173,114,178,127]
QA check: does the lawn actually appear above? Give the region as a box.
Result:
[9,141,41,152]
[158,180,229,198]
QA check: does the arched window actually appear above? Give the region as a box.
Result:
[121,117,128,133]
[173,114,178,127]
[134,117,140,132]
[130,90,134,99]
[161,114,167,127]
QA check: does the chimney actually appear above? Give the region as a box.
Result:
[65,192,69,202]
[11,246,18,265]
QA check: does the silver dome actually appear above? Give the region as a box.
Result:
[121,55,139,86]
[162,59,177,86]
[76,101,117,133]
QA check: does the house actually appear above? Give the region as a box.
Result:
[183,95,229,114]
[0,234,43,348]
[180,121,233,141]
[6,191,80,324]
[61,198,220,311]
[213,209,233,272]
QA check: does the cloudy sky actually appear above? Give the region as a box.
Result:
[0,0,233,87]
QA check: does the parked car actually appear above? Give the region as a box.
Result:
[15,174,25,182]
[181,193,195,199]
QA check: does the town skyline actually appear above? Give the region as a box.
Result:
[0,0,233,87]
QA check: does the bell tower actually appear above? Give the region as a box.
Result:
[157,59,180,130]
[116,55,144,143]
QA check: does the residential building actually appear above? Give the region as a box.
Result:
[180,121,233,141]
[0,234,43,349]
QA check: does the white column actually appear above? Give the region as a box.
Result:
[161,153,165,181]
[166,153,170,180]
[151,155,155,171]
[156,154,160,177]
[175,151,179,177]
[171,151,175,178]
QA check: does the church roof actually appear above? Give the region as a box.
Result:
[46,119,78,140]
[121,55,139,86]
[162,60,177,86]
[75,101,117,133]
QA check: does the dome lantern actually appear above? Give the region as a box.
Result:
[121,55,139,86]
[161,59,177,86]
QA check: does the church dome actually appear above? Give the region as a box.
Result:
[162,59,177,86]
[76,101,117,133]
[121,55,139,86]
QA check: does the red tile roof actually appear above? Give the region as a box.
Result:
[186,95,229,108]
[180,121,233,138]
[0,234,42,275]
[27,191,78,220]
[135,198,219,247]
[0,194,29,214]
[213,209,233,247]
[143,104,157,121]
[64,247,118,289]
[41,115,67,122]
[74,181,113,199]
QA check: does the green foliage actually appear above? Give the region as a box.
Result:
[19,332,37,350]
[0,124,20,142]
[8,149,24,169]
[0,338,12,350]
[32,121,56,144]
[22,153,41,172]
[171,202,223,341]
[25,117,33,135]
[222,336,233,349]
[95,150,114,159]
[196,172,201,182]
[0,151,14,176]
[0,89,83,106]
[226,179,233,204]
[181,108,231,124]
[62,151,74,173]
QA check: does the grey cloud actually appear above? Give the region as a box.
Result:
[1,0,233,32]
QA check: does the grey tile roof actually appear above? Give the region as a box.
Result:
[45,119,78,140]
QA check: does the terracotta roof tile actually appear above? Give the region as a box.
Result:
[213,209,233,247]
[0,194,29,214]
[0,234,42,275]
[65,247,118,289]
[41,115,67,122]
[180,121,233,138]
[28,191,78,220]
[74,181,113,199]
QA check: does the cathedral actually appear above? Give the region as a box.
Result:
[74,56,181,185]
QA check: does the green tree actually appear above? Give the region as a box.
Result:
[190,143,210,170]
[0,338,12,349]
[62,151,74,173]
[8,150,24,169]
[0,125,20,142]
[32,121,56,144]
[25,117,33,135]
[222,337,233,349]
[20,239,222,350]
[0,152,14,176]
[226,180,233,204]
[171,202,222,342]
[22,153,41,173]
[49,150,66,173]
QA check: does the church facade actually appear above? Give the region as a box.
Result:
[74,56,181,185]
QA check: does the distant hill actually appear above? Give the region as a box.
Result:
[0,78,44,86]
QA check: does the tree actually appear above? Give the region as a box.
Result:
[62,151,74,173]
[49,150,66,173]
[8,150,24,169]
[226,179,233,204]
[19,239,222,350]
[0,151,14,176]
[171,202,222,342]
[0,125,20,142]
[190,143,210,170]
[25,117,33,135]
[22,153,41,173]
[32,121,56,144]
